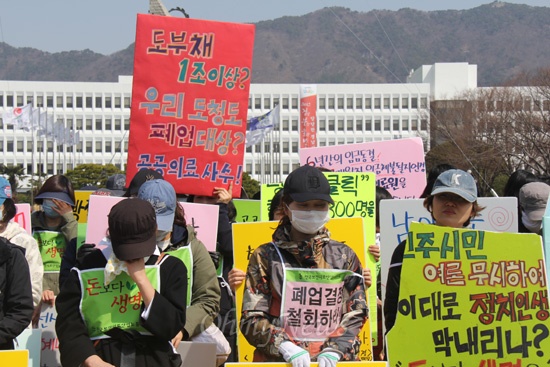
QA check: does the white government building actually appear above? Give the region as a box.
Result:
[0,62,477,186]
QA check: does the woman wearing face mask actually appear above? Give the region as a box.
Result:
[32,175,77,305]
[137,179,225,363]
[241,165,368,367]
[384,169,484,333]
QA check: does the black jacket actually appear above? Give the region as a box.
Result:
[0,237,33,350]
[383,240,406,332]
[55,249,188,367]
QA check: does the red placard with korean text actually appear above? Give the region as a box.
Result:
[299,84,317,148]
[127,14,255,197]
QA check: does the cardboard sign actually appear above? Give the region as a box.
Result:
[232,218,373,362]
[126,14,255,198]
[260,182,283,221]
[0,350,28,367]
[379,197,520,321]
[233,199,261,223]
[299,137,426,199]
[386,222,548,365]
[85,196,125,247]
[15,329,41,367]
[180,202,219,252]
[73,191,93,223]
[13,204,31,234]
[38,304,60,367]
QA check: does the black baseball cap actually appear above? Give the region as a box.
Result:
[123,169,163,197]
[284,165,334,204]
[108,198,157,261]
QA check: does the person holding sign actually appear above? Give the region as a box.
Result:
[384,169,484,332]
[240,165,368,367]
[55,198,188,367]
[32,174,77,305]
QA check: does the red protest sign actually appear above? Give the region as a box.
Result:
[127,14,255,197]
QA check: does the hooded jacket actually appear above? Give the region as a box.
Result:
[0,222,43,308]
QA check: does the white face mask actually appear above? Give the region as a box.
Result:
[156,230,172,251]
[289,208,330,234]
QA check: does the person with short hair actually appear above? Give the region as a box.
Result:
[56,198,188,367]
[241,165,368,366]
[384,169,484,332]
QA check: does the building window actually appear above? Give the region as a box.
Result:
[124,119,130,130]
[95,96,102,108]
[264,97,271,110]
[85,119,93,131]
[328,119,335,131]
[411,119,418,130]
[319,98,326,110]
[356,119,363,131]
[95,119,103,130]
[66,96,74,108]
[254,97,261,109]
[282,97,289,109]
[337,97,344,109]
[421,119,428,131]
[365,118,372,131]
[402,119,409,130]
[115,119,121,130]
[105,118,112,130]
[105,141,112,153]
[0,94,3,107]
[346,97,353,109]
[124,97,131,108]
[384,118,391,131]
[411,98,418,109]
[86,142,92,153]
[291,118,298,131]
[115,97,121,108]
[66,118,73,129]
[273,97,280,108]
[421,97,428,109]
[105,97,112,108]
[56,96,63,108]
[374,98,381,109]
[374,119,381,131]
[17,141,24,152]
[337,118,344,131]
[383,98,390,109]
[346,119,353,131]
[402,97,409,109]
[328,98,335,109]
[76,119,83,130]
[291,97,298,109]
[319,118,326,130]
[365,98,372,109]
[282,119,289,130]
[393,119,400,131]
[283,141,289,152]
[86,96,93,108]
[95,141,102,152]
[291,141,298,153]
[46,96,53,107]
[355,97,363,109]
[393,97,399,109]
[47,141,53,152]
[76,96,83,108]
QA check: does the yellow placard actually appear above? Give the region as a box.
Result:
[0,350,29,366]
[233,217,373,362]
[260,172,379,344]
[387,222,549,365]
[73,190,93,223]
[226,362,388,367]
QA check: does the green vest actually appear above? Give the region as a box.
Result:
[167,246,193,307]
[33,230,66,273]
[78,264,161,340]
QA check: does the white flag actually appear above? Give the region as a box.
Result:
[245,105,280,147]
[2,104,32,128]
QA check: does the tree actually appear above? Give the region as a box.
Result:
[429,67,550,194]
[64,164,123,189]
[0,164,26,199]
[241,172,260,198]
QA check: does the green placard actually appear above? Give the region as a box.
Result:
[233,199,261,223]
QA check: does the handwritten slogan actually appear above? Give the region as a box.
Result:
[386,222,549,366]
[299,137,426,199]
[127,15,255,197]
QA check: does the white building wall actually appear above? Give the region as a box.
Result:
[0,78,431,186]
[408,62,477,100]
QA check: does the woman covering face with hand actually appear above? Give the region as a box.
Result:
[240,165,368,367]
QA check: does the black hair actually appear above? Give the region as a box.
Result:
[268,189,284,221]
[503,169,539,198]
[375,186,393,228]
[35,174,75,205]
[420,163,456,198]
[0,198,16,223]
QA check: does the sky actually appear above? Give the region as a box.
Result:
[1,0,548,55]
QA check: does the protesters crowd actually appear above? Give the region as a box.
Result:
[0,164,548,367]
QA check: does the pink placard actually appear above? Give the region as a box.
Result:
[299,137,427,198]
[85,196,125,247]
[13,204,32,234]
[180,202,219,252]
[84,196,220,252]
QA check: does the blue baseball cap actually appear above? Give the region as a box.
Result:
[34,191,75,206]
[137,179,176,231]
[431,169,478,203]
[0,177,12,206]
